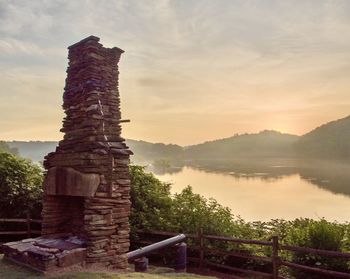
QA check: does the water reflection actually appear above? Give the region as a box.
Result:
[153,158,350,222]
[183,158,350,197]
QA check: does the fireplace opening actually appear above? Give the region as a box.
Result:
[42,196,85,237]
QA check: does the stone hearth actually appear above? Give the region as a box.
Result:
[1,235,86,272]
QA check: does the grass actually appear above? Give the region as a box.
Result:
[0,255,216,279]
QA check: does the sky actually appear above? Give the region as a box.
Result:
[1,0,350,145]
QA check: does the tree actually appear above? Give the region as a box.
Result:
[129,166,246,237]
[129,165,173,233]
[171,186,237,236]
[0,152,43,218]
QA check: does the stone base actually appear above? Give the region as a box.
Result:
[1,235,86,273]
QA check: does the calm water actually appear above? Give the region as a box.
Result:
[154,162,350,222]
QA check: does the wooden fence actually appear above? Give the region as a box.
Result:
[1,220,349,278]
[0,214,42,238]
[135,229,350,279]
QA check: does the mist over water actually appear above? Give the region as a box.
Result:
[153,159,350,223]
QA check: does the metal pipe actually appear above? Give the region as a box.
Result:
[127,234,186,261]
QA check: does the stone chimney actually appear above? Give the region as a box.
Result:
[41,36,132,269]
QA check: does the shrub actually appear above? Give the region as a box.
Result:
[285,219,349,278]
[130,165,173,234]
[129,166,350,277]
[0,152,43,218]
[129,165,244,237]
[170,186,236,236]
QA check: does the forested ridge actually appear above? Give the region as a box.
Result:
[5,115,350,162]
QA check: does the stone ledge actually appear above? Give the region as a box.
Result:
[68,35,100,49]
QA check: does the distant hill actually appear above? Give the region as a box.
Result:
[184,130,299,160]
[7,141,58,162]
[6,139,183,163]
[183,116,350,160]
[295,115,350,159]
[126,139,183,163]
[5,115,350,162]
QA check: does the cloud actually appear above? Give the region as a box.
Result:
[1,0,350,144]
[137,77,181,88]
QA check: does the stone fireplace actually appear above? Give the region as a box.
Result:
[1,36,132,272]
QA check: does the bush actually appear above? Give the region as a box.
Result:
[285,219,349,278]
[130,165,245,237]
[129,166,259,269]
[129,167,350,276]
[0,152,43,218]
[171,186,235,235]
[130,165,173,234]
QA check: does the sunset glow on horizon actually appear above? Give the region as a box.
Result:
[1,0,350,145]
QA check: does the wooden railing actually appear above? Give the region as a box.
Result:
[1,221,349,278]
[134,229,350,279]
[0,214,42,238]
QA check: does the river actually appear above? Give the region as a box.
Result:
[153,159,350,222]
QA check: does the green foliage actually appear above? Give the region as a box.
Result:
[129,166,251,267]
[0,152,43,218]
[285,219,349,278]
[171,186,235,235]
[130,165,247,238]
[130,165,173,233]
[129,166,350,276]
[286,219,343,249]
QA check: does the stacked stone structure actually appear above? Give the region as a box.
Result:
[41,36,132,269]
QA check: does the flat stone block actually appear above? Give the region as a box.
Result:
[57,248,86,267]
[44,167,100,197]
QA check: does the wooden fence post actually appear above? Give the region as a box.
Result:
[199,228,204,268]
[26,212,31,238]
[272,235,279,279]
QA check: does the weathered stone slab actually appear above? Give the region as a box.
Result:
[36,239,82,251]
[44,167,100,197]
[57,248,86,267]
[27,247,56,261]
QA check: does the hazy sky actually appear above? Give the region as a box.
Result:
[1,0,350,145]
